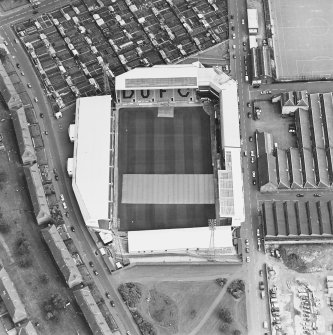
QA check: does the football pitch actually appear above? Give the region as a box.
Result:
[270,0,333,80]
[118,106,215,231]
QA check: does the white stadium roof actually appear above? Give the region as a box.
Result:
[72,96,112,227]
[128,226,233,253]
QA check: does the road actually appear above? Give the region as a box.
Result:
[0,4,141,335]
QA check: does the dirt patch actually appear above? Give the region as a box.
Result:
[148,289,178,332]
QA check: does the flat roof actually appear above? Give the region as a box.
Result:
[128,226,233,253]
[72,96,112,227]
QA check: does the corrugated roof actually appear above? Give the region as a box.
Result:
[41,225,83,288]
[309,94,325,149]
[0,268,27,323]
[274,201,286,236]
[284,201,298,235]
[295,108,312,149]
[23,164,50,225]
[327,147,333,184]
[276,149,290,189]
[73,288,112,335]
[258,153,278,192]
[313,148,329,187]
[12,107,36,165]
[287,148,303,188]
[262,201,276,236]
[300,148,316,188]
[317,201,332,235]
[306,202,320,235]
[256,131,273,157]
[295,201,310,235]
[322,93,333,148]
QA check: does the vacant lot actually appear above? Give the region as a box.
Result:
[0,103,90,335]
[0,0,28,12]
[269,0,333,80]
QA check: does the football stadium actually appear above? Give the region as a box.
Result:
[69,62,244,255]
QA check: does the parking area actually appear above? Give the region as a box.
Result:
[266,245,333,335]
[15,0,229,110]
[269,0,333,81]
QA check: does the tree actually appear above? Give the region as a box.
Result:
[0,171,7,183]
[189,309,197,319]
[219,308,233,324]
[220,323,230,332]
[39,273,49,285]
[16,237,31,255]
[118,282,142,308]
[18,256,33,268]
[233,330,242,335]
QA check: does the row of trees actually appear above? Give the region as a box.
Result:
[42,294,66,321]
[131,310,156,335]
[227,279,245,299]
[118,282,142,308]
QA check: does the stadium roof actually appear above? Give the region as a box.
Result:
[218,148,244,225]
[41,225,83,288]
[128,226,233,253]
[0,268,27,323]
[72,96,112,228]
[73,288,112,335]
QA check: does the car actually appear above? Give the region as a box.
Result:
[245,247,249,253]
[250,151,255,157]
[39,113,44,118]
[252,171,256,178]
[260,90,265,94]
[241,18,244,24]
[89,261,94,267]
[247,112,252,118]
[247,102,251,108]
[259,281,264,290]
[313,193,321,197]
[296,193,304,197]
[257,228,260,237]
[126,332,131,335]
[4,41,8,46]
[242,41,246,46]
[16,63,20,68]
[233,54,236,59]
[259,269,263,276]
[251,156,255,163]
[62,202,67,210]
[230,15,234,19]
[34,97,38,102]
[33,10,38,14]
[110,300,115,307]
[249,136,253,142]
[232,45,236,49]
[65,212,69,217]
[252,179,256,185]
[44,131,48,135]
[93,270,99,276]
[245,239,249,246]
[60,194,65,201]
[95,250,99,256]
[243,151,247,157]
[105,292,111,299]
[243,46,247,52]
[231,26,235,31]
[14,38,18,43]
[266,90,272,94]
[21,72,24,76]
[54,174,59,181]
[27,83,31,88]
[246,256,250,263]
[70,226,75,232]
[232,33,235,39]
[263,321,268,329]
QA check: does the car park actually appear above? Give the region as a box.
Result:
[70,226,75,232]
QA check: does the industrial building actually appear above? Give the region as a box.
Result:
[69,62,244,255]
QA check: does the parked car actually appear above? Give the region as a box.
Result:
[241,18,244,24]
[21,72,24,76]
[247,112,252,118]
[70,226,75,232]
[245,247,249,253]
[259,269,263,276]
[259,281,265,290]
[27,83,31,88]
[247,102,251,108]
[250,150,255,157]
[44,131,48,135]
[252,171,256,178]
[231,26,235,31]
[105,292,111,299]
[62,202,67,210]
[313,193,321,197]
[245,239,249,246]
[34,97,38,102]
[89,261,94,267]
[14,38,18,43]
[4,41,8,46]
[246,256,250,263]
[233,54,236,59]
[251,156,255,163]
[249,136,253,142]
[16,63,20,68]
[232,33,235,39]
[252,179,256,185]
[60,194,65,201]
[65,212,69,217]
[39,113,44,118]
[110,300,115,307]
[296,193,304,197]
[93,270,99,276]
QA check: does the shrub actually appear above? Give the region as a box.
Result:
[233,330,242,335]
[118,282,142,308]
[218,308,233,324]
[39,273,49,285]
[0,222,10,234]
[17,256,33,268]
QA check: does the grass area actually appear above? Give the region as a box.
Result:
[0,103,90,334]
[198,293,247,335]
[134,280,225,335]
[0,0,28,12]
